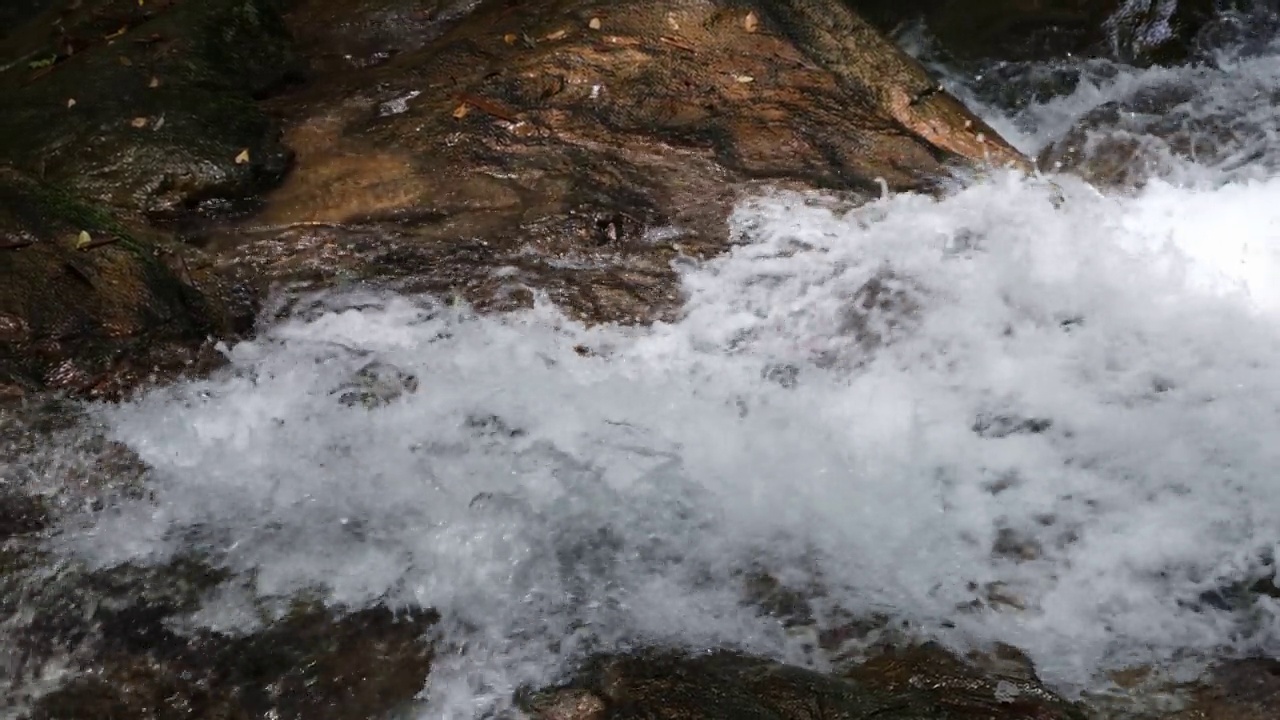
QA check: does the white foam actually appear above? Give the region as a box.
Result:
[55,166,1280,716]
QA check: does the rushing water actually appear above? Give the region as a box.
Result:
[14,12,1280,720]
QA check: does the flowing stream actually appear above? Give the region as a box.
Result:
[9,7,1280,719]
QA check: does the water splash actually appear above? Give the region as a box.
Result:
[44,167,1280,715]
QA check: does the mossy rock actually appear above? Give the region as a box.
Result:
[0,0,301,217]
[0,166,254,395]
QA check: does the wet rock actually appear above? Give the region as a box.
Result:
[1038,78,1280,187]
[285,0,479,73]
[844,642,1086,717]
[525,644,1086,719]
[909,0,1215,65]
[0,494,48,540]
[965,59,1120,114]
[1171,658,1280,720]
[839,271,923,355]
[0,166,254,395]
[0,0,301,218]
[332,359,419,408]
[208,0,1026,325]
[12,555,437,720]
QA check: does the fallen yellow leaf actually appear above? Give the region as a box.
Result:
[503,33,517,45]
[744,11,759,33]
[588,17,602,30]
[543,29,568,41]
[105,25,128,40]
[118,55,132,66]
[452,103,470,119]
[130,116,148,128]
[666,13,680,30]
[75,230,91,249]
[234,149,250,164]
[734,75,755,83]
[66,98,76,108]
[148,76,160,88]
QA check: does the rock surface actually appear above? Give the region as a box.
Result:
[0,0,300,218]
[208,0,1025,325]
[0,166,253,397]
[524,644,1087,720]
[859,0,1218,65]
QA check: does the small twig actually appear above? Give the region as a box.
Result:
[79,236,121,250]
[658,36,697,53]
[454,92,520,123]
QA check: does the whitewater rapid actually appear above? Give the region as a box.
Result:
[46,26,1280,720]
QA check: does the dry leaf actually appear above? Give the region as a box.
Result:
[105,25,128,40]
[452,103,470,119]
[666,13,680,30]
[130,116,148,128]
[734,75,754,83]
[148,75,160,88]
[234,149,250,164]
[503,32,517,45]
[118,55,132,66]
[66,98,76,108]
[588,17,602,30]
[543,29,567,41]
[744,11,759,33]
[75,230,91,249]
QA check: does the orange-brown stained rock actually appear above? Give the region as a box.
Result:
[215,0,1029,325]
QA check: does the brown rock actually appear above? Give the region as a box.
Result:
[210,0,1026,325]
[26,602,438,720]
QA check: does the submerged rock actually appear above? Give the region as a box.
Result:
[525,644,1086,719]
[1038,77,1280,187]
[207,0,1025,325]
[1171,658,1280,720]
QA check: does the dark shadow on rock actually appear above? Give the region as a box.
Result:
[0,0,303,219]
[14,555,437,720]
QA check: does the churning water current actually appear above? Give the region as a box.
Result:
[30,29,1280,720]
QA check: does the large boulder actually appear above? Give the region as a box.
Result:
[213,0,1027,324]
